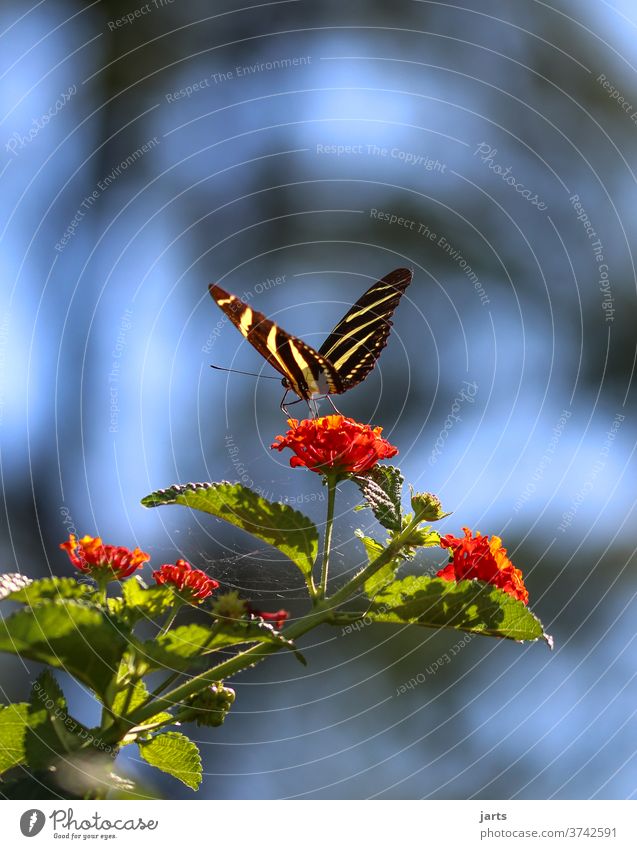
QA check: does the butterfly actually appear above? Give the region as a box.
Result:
[209,267,413,412]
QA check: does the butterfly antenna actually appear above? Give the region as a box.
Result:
[210,364,280,380]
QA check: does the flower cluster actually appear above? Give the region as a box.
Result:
[437,528,529,604]
[153,559,219,602]
[61,535,221,605]
[271,415,398,475]
[60,534,149,581]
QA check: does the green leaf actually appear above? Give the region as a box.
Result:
[346,575,552,644]
[138,731,202,790]
[0,702,29,774]
[141,482,318,590]
[0,600,128,698]
[112,678,151,720]
[141,624,219,668]
[139,619,304,671]
[136,712,174,731]
[400,526,441,549]
[25,671,83,771]
[1,576,92,604]
[354,465,404,531]
[111,677,174,743]
[121,577,176,622]
[355,531,402,597]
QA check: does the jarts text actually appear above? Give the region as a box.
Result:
[479,811,507,823]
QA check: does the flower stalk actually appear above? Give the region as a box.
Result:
[318,474,338,600]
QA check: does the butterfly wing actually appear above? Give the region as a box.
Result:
[318,267,413,390]
[209,284,342,401]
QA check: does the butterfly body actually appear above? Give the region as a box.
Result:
[209,267,412,408]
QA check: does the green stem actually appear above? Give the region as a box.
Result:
[102,514,423,743]
[95,575,109,606]
[318,475,337,600]
[328,513,422,608]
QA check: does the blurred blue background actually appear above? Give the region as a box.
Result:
[1,0,636,799]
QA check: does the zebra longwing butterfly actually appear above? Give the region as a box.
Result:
[209,267,412,408]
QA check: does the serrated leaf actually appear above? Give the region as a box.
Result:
[0,600,128,698]
[0,702,29,774]
[354,465,404,531]
[344,575,551,644]
[141,482,318,589]
[121,577,176,622]
[2,576,91,604]
[354,531,402,597]
[138,619,303,671]
[138,731,202,790]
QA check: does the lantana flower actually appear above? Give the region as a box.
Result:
[60,534,149,581]
[153,559,219,603]
[271,415,398,475]
[437,527,529,605]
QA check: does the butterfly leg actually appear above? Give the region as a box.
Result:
[280,390,291,416]
[280,391,308,417]
[280,392,327,419]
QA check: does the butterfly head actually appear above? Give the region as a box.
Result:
[281,374,311,401]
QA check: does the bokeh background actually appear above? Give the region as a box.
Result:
[1,0,636,799]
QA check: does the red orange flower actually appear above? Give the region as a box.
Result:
[437,528,529,605]
[60,534,149,581]
[248,607,289,631]
[271,415,398,475]
[153,559,219,602]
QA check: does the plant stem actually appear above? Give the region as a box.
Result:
[318,475,337,600]
[95,576,108,606]
[327,514,421,608]
[104,514,423,742]
[106,607,327,739]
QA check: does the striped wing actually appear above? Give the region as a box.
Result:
[209,284,343,401]
[318,267,413,390]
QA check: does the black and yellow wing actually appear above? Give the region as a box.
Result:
[209,284,342,401]
[318,267,413,390]
[209,267,412,401]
